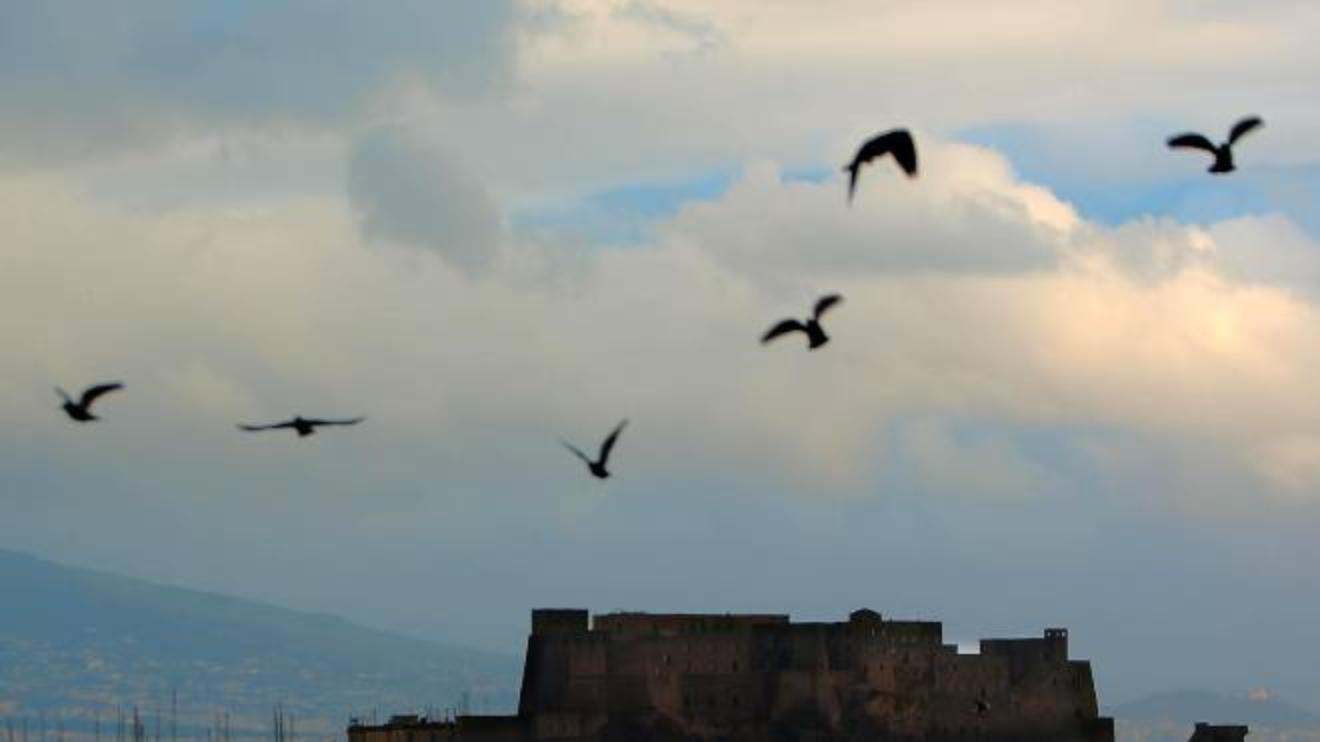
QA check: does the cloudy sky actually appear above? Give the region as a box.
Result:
[3,0,1320,708]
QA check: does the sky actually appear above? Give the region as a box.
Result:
[2,0,1320,710]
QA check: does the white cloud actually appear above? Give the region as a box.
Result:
[7,0,1317,203]
[5,135,1320,502]
[1210,213,1320,296]
[664,145,1074,281]
[434,0,1320,202]
[1081,218,1216,284]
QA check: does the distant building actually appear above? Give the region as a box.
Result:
[348,607,1116,741]
[348,715,456,742]
[1188,722,1249,741]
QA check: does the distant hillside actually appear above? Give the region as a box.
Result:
[1113,689,1320,727]
[0,549,520,735]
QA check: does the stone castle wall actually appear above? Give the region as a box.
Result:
[505,608,1114,741]
[348,608,1116,741]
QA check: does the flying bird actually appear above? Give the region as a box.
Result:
[843,128,917,203]
[562,419,628,479]
[973,698,991,715]
[1167,116,1263,174]
[237,416,365,438]
[761,294,843,350]
[56,382,124,422]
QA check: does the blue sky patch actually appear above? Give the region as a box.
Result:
[513,166,835,245]
[959,123,1320,235]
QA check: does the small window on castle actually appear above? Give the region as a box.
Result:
[732,661,738,672]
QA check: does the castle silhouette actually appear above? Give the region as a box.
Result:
[350,607,1132,741]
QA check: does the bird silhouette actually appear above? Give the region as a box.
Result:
[1167,116,1263,174]
[237,416,365,438]
[56,382,123,422]
[843,129,917,203]
[562,419,628,479]
[761,294,843,350]
[972,698,991,715]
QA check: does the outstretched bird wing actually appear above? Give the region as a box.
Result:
[237,420,296,432]
[844,129,916,203]
[561,440,594,466]
[761,319,808,344]
[1228,116,1263,144]
[855,129,918,175]
[813,294,843,319]
[1166,133,1218,153]
[599,419,628,464]
[305,417,365,428]
[79,382,124,408]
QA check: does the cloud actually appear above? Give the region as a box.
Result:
[664,145,1074,283]
[4,1,1320,704]
[459,0,1320,196]
[5,134,1320,503]
[1251,435,1320,495]
[0,1,519,165]
[5,129,1320,700]
[884,417,1066,502]
[348,126,502,272]
[1083,218,1216,284]
[611,0,725,53]
[1210,213,1320,296]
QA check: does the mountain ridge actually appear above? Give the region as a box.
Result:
[1111,688,1320,727]
[0,547,520,732]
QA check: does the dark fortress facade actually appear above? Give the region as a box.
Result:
[349,608,1115,741]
